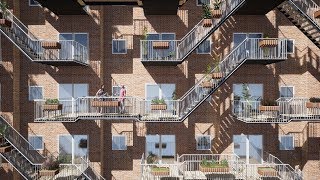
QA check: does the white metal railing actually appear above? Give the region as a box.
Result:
[140,0,246,62]
[289,0,320,29]
[232,97,320,123]
[35,38,289,122]
[265,154,296,179]
[0,2,89,65]
[140,40,180,61]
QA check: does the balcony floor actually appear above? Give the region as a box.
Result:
[34,60,88,66]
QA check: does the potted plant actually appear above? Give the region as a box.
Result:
[202,4,212,27]
[259,99,279,111]
[0,0,11,28]
[39,155,60,176]
[199,159,230,173]
[152,41,169,49]
[146,152,170,176]
[211,0,223,18]
[141,26,149,59]
[0,124,12,153]
[201,64,214,88]
[306,97,320,108]
[151,98,167,110]
[212,54,223,79]
[91,99,119,107]
[257,167,277,177]
[43,99,63,111]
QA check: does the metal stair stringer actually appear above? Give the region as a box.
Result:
[176,0,246,62]
[278,0,320,48]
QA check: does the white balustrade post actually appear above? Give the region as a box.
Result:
[72,97,75,116]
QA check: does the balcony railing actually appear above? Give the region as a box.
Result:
[289,0,320,28]
[0,2,89,66]
[140,0,246,63]
[232,97,320,123]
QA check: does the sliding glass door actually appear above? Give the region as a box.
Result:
[59,135,88,164]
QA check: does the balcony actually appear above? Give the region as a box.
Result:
[140,38,288,65]
[0,6,89,66]
[232,97,320,123]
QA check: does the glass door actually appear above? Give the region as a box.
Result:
[59,135,88,164]
[146,135,176,164]
[233,134,263,164]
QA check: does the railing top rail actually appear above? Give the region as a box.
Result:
[289,0,320,30]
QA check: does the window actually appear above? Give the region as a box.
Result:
[234,135,263,164]
[233,84,263,101]
[196,38,211,54]
[197,0,210,6]
[59,135,88,164]
[146,84,176,100]
[112,135,127,150]
[28,136,43,150]
[29,86,43,101]
[196,136,211,150]
[279,135,294,150]
[287,39,294,54]
[146,135,176,159]
[112,39,127,54]
[233,33,263,48]
[280,86,294,98]
[29,0,40,6]
[58,84,88,100]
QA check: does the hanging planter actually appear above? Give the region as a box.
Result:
[152,41,170,49]
[41,41,62,49]
[211,10,222,18]
[259,39,278,47]
[212,72,223,79]
[91,101,119,107]
[257,167,277,177]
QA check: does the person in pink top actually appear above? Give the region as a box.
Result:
[118,85,126,114]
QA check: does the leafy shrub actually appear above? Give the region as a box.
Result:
[202,4,212,19]
[309,97,320,103]
[42,156,60,170]
[45,99,59,105]
[260,99,277,106]
[151,98,166,105]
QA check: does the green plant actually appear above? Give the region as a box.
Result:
[172,90,178,100]
[200,159,229,168]
[213,0,222,10]
[242,84,251,101]
[45,99,59,105]
[42,155,60,170]
[309,97,320,103]
[260,99,277,106]
[220,159,228,166]
[202,4,212,19]
[147,152,158,164]
[151,98,166,105]
[0,1,9,18]
[212,54,221,72]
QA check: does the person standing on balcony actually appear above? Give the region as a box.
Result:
[96,85,108,113]
[118,85,126,114]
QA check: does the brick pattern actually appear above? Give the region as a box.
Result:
[0,0,320,179]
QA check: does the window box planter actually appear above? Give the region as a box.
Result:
[0,144,12,153]
[151,167,170,176]
[0,19,11,28]
[259,106,279,111]
[43,104,63,111]
[314,10,320,18]
[199,164,230,173]
[201,81,213,88]
[259,39,278,47]
[211,10,222,18]
[39,169,59,177]
[306,102,320,108]
[41,41,61,49]
[151,104,167,110]
[152,41,170,49]
[212,72,223,79]
[91,101,119,107]
[257,167,277,177]
[202,19,212,27]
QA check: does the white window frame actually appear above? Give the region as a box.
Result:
[28,135,44,150]
[196,135,211,150]
[112,135,127,150]
[29,0,40,6]
[196,37,212,54]
[29,86,43,101]
[58,134,89,165]
[112,39,127,54]
[287,39,295,54]
[279,135,295,150]
[145,83,176,100]
[196,0,211,6]
[279,86,294,98]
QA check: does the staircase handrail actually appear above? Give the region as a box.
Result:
[0,115,45,164]
[180,37,248,100]
[0,153,30,180]
[289,0,320,30]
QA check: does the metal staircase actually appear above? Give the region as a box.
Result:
[141,0,246,64]
[35,38,288,122]
[0,4,88,66]
[278,0,320,48]
[0,115,105,180]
